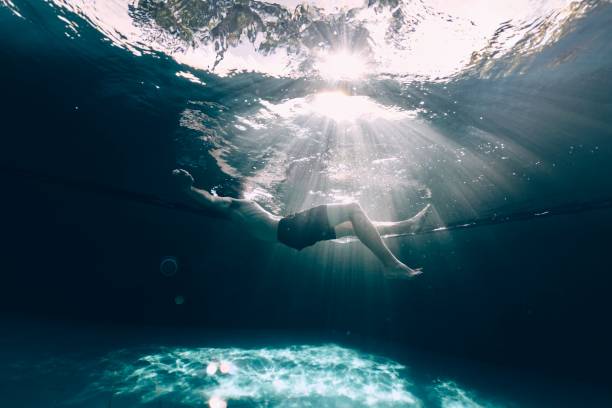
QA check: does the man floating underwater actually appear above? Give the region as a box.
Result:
[173,169,431,279]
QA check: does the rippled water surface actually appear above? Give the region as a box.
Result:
[4,0,610,218]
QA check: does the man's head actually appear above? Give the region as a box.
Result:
[172,168,194,191]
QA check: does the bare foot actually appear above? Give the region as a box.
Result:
[384,262,423,280]
[408,203,432,234]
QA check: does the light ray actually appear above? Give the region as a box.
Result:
[315,50,368,81]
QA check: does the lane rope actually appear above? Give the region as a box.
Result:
[2,164,611,236]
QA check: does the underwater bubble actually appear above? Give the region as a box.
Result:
[208,396,227,408]
[160,256,178,277]
[219,360,233,374]
[206,362,218,376]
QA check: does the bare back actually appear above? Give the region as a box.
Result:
[227,199,280,242]
[185,186,280,242]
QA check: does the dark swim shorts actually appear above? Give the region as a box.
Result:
[277,205,337,250]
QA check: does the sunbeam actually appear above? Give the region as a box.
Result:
[315,50,369,81]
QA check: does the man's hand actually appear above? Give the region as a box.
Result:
[172,169,194,191]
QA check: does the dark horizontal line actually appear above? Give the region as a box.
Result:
[2,164,611,236]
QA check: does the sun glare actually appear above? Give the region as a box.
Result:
[315,51,368,81]
[257,91,412,123]
[309,91,410,122]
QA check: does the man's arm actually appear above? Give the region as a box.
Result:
[172,168,233,215]
[186,186,233,213]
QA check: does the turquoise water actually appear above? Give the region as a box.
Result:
[1,1,612,407]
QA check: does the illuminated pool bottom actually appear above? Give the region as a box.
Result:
[3,343,498,408]
[3,323,601,408]
[97,345,426,407]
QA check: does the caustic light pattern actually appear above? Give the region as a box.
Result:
[101,344,417,407]
[88,344,499,408]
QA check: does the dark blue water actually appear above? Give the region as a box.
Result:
[1,1,612,407]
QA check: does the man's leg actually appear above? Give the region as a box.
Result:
[326,203,421,278]
[334,204,432,238]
